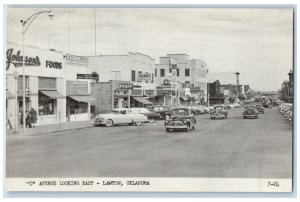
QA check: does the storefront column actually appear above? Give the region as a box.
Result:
[88,101,91,120]
[128,90,131,108]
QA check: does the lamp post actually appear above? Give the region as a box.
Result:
[20,10,54,134]
[13,70,19,133]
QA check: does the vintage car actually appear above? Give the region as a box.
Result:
[131,108,161,122]
[243,105,259,119]
[256,104,265,114]
[210,105,228,119]
[165,107,196,132]
[94,108,148,127]
[148,105,172,120]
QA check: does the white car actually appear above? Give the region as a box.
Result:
[94,108,148,127]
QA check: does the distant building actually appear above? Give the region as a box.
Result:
[208,80,224,104]
[280,70,293,103]
[155,54,208,106]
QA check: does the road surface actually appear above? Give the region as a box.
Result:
[6,106,292,178]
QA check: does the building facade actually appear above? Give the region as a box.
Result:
[154,54,208,106]
[88,52,157,111]
[6,43,96,131]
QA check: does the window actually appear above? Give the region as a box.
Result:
[70,102,88,114]
[110,71,121,80]
[177,69,180,76]
[169,68,172,73]
[185,68,190,77]
[131,70,136,82]
[160,69,165,77]
[151,73,154,83]
[155,69,157,77]
[38,92,55,115]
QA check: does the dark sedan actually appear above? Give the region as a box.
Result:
[148,105,172,120]
[243,105,259,119]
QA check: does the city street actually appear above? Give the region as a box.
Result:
[6,105,292,178]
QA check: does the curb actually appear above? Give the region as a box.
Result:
[9,125,95,137]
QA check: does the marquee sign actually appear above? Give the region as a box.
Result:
[77,74,99,80]
[66,54,89,63]
[118,83,133,90]
[6,48,40,70]
[137,72,151,82]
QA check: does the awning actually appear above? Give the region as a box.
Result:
[6,91,15,99]
[40,90,65,99]
[69,95,97,103]
[180,97,188,101]
[132,96,153,105]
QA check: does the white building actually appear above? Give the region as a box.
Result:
[154,54,208,105]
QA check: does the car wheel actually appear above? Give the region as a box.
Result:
[243,116,246,119]
[210,117,213,120]
[166,128,170,132]
[148,119,154,123]
[135,121,142,126]
[165,115,170,120]
[105,119,113,127]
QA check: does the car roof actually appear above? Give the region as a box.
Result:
[172,107,190,110]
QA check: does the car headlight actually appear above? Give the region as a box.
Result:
[183,120,187,123]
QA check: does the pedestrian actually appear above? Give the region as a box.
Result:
[29,108,37,127]
[25,111,32,128]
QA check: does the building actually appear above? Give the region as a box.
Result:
[154,54,208,106]
[6,42,66,129]
[208,80,224,105]
[6,42,97,131]
[280,70,293,103]
[88,52,156,111]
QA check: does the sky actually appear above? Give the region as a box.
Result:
[6,8,293,91]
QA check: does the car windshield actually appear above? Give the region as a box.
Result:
[171,109,189,115]
[245,106,256,110]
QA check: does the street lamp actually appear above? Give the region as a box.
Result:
[20,10,54,134]
[13,70,19,133]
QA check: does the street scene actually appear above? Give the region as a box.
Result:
[7,104,292,178]
[5,7,293,186]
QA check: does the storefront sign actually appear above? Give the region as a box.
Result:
[77,74,99,80]
[157,89,171,95]
[137,72,151,82]
[190,87,201,94]
[6,48,41,70]
[66,54,89,63]
[118,83,133,90]
[46,60,62,69]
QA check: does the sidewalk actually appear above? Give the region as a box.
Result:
[7,120,94,136]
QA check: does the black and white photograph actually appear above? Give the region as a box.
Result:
[4,5,294,192]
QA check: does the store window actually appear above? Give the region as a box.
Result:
[155,69,157,77]
[38,92,55,115]
[70,102,88,114]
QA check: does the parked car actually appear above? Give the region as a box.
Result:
[165,107,196,132]
[131,108,161,122]
[94,108,148,127]
[148,105,172,120]
[224,105,232,110]
[210,105,228,119]
[256,104,265,114]
[243,105,259,119]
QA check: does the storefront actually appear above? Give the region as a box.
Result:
[66,80,96,121]
[6,43,66,129]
